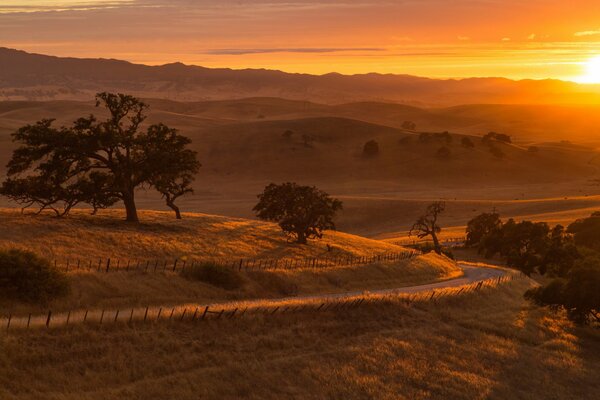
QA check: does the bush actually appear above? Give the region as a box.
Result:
[363,140,380,156]
[182,262,244,290]
[0,249,70,303]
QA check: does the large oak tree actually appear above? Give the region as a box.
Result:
[1,92,200,222]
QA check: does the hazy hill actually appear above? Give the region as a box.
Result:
[3,47,600,106]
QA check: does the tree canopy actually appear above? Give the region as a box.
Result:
[253,182,343,244]
[0,92,200,221]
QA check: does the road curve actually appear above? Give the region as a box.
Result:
[2,263,510,330]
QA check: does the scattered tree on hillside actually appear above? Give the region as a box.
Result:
[402,121,417,131]
[418,132,431,143]
[482,131,512,144]
[435,131,453,144]
[528,145,539,153]
[465,212,501,247]
[409,202,446,254]
[461,137,475,148]
[253,182,343,244]
[436,146,451,159]
[0,92,200,222]
[363,140,380,157]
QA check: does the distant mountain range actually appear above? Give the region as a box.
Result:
[2,47,600,106]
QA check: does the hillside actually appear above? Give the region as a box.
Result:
[1,279,598,399]
[0,208,407,261]
[3,47,600,106]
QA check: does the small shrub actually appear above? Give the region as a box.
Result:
[0,249,70,303]
[182,262,243,290]
[363,140,380,156]
[402,121,417,131]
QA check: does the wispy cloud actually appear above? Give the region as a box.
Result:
[206,48,385,55]
[574,29,600,37]
[0,1,136,14]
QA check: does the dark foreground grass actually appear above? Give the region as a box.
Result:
[0,280,598,400]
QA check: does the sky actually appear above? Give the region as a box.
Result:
[2,0,600,81]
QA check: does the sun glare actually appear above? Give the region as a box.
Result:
[578,56,600,84]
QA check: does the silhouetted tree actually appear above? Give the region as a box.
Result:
[402,121,417,131]
[435,131,453,143]
[465,212,501,247]
[363,140,380,156]
[418,132,431,143]
[526,256,599,324]
[461,137,475,148]
[567,212,600,251]
[410,202,445,254]
[528,145,539,153]
[483,131,512,144]
[0,93,200,222]
[253,182,343,244]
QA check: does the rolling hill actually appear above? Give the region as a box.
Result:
[3,47,600,106]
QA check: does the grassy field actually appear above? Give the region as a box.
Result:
[0,208,407,261]
[0,252,461,315]
[1,279,597,399]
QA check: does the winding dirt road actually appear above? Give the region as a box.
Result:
[2,262,510,330]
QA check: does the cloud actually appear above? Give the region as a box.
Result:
[0,1,136,14]
[205,47,386,55]
[574,29,600,37]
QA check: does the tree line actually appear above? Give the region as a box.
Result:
[466,212,600,325]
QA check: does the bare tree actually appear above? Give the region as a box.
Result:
[409,202,446,254]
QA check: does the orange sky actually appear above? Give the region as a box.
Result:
[3,0,600,81]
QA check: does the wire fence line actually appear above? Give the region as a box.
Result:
[52,250,421,274]
[1,273,520,332]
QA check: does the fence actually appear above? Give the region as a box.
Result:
[1,272,520,331]
[51,250,421,274]
[394,236,467,247]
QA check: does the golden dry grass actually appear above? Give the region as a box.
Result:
[0,252,461,315]
[0,208,407,262]
[0,280,597,399]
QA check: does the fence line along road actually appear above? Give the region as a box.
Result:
[1,272,521,331]
[52,250,421,274]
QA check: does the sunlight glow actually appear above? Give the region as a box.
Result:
[577,56,600,84]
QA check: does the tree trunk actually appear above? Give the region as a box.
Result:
[431,232,442,254]
[123,192,139,223]
[296,231,307,244]
[166,198,182,220]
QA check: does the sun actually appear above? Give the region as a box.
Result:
[577,56,600,84]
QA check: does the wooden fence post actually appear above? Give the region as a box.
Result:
[27,313,31,329]
[201,306,209,320]
[143,307,149,322]
[6,313,11,331]
[114,310,120,323]
[100,310,105,325]
[46,310,52,328]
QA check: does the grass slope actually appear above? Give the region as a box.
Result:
[0,208,407,262]
[0,252,461,315]
[0,280,597,399]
